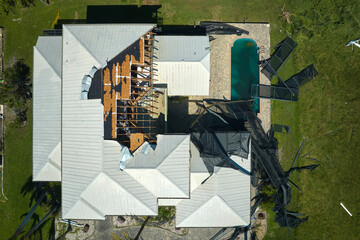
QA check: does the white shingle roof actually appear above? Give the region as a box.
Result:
[154,36,210,96]
[33,36,62,181]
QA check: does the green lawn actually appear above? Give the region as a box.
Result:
[0,0,359,239]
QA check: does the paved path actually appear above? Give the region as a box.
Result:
[88,218,223,240]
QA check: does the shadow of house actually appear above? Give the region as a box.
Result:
[167,97,198,133]
[53,5,209,36]
[86,5,162,24]
[49,5,246,37]
[156,25,207,36]
[52,5,162,30]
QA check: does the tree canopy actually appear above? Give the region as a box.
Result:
[0,59,32,110]
[0,0,34,15]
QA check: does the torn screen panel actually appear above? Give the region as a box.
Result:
[191,130,250,173]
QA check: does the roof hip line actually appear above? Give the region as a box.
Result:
[63,25,102,66]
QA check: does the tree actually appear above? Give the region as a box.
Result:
[0,59,32,110]
[0,0,16,15]
[0,0,34,15]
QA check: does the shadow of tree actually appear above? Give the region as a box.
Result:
[21,176,44,207]
[13,176,61,239]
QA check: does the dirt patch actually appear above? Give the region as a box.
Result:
[252,210,267,239]
[55,218,95,240]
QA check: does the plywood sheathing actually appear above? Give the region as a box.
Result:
[103,67,117,138]
[103,68,112,119]
[103,31,157,143]
[129,133,145,152]
[119,55,131,100]
[132,37,144,64]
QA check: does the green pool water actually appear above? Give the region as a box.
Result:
[231,38,259,112]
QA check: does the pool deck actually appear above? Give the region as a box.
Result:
[189,23,271,132]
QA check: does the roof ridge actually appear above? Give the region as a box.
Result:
[33,162,60,181]
[178,194,247,227]
[199,52,210,73]
[65,24,155,67]
[156,135,188,168]
[157,136,189,196]
[63,25,102,66]
[34,46,61,79]
[156,168,188,196]
[105,29,152,64]
[78,197,106,218]
[48,142,61,170]
[177,194,216,226]
[102,172,157,215]
[48,160,61,171]
[216,194,247,224]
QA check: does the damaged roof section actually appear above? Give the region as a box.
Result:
[102,30,165,152]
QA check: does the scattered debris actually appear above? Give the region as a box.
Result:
[346,39,360,51]
[199,21,249,35]
[83,224,90,233]
[323,128,343,137]
[348,126,353,144]
[191,101,318,237]
[281,3,292,23]
[340,203,352,216]
[273,124,290,134]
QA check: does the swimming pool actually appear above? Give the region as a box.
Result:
[231,38,259,112]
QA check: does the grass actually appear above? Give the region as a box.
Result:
[0,0,359,239]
